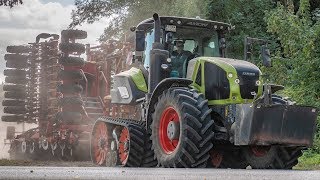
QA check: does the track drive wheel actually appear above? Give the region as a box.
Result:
[91,121,111,166]
[151,88,214,168]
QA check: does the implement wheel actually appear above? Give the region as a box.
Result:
[5,76,27,84]
[59,43,85,54]
[4,69,27,76]
[6,45,31,54]
[61,29,87,40]
[59,56,85,67]
[4,54,28,61]
[3,84,25,92]
[151,88,214,168]
[4,91,26,100]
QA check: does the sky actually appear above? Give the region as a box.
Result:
[0,0,108,82]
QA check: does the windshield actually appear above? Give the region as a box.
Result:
[166,26,220,57]
[143,26,220,70]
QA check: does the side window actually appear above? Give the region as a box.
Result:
[143,29,154,69]
[184,40,196,53]
[203,32,219,57]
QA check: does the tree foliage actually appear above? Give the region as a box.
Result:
[266,0,320,153]
[0,0,23,8]
[70,0,206,41]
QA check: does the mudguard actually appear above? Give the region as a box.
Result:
[146,78,192,130]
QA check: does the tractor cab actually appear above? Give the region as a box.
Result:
[135,16,231,78]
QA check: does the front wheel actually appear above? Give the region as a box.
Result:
[151,88,214,168]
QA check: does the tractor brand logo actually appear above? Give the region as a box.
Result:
[187,22,208,27]
[242,72,256,76]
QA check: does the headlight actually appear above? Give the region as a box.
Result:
[228,73,233,78]
[256,80,261,86]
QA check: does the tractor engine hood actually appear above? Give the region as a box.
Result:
[186,57,263,105]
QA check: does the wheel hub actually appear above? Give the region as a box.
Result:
[159,107,180,154]
[98,138,107,149]
[167,121,180,140]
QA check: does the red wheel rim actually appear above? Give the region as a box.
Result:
[92,122,109,165]
[159,107,180,154]
[250,146,271,157]
[119,127,129,165]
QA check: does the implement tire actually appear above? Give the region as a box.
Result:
[151,87,214,168]
[3,84,25,92]
[5,76,27,84]
[61,29,87,40]
[58,97,83,106]
[58,70,83,81]
[2,115,25,122]
[59,56,85,67]
[4,91,26,99]
[4,106,27,114]
[6,61,29,69]
[57,84,83,94]
[59,43,85,54]
[2,100,26,106]
[4,69,27,77]
[4,54,29,61]
[6,45,31,54]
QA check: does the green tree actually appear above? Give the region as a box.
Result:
[266,0,320,152]
[70,0,206,41]
[0,0,22,8]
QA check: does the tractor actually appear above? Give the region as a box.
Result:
[91,14,318,168]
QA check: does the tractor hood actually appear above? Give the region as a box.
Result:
[187,57,263,105]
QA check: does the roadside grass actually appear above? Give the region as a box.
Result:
[295,152,320,170]
[0,159,33,166]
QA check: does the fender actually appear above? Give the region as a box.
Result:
[146,78,192,131]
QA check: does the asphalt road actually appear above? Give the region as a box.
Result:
[0,166,319,180]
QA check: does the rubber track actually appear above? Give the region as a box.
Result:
[94,117,146,167]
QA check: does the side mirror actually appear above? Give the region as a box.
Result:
[135,30,145,51]
[261,45,272,67]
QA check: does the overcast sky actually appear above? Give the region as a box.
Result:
[0,0,108,82]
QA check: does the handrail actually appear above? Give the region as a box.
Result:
[98,71,109,115]
[98,95,106,115]
[99,71,108,86]
[79,69,88,103]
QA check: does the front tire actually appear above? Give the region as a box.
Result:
[151,88,214,168]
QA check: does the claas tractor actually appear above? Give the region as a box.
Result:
[91,14,317,168]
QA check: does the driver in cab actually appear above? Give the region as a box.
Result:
[171,40,192,77]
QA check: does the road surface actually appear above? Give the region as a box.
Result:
[0,166,319,180]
